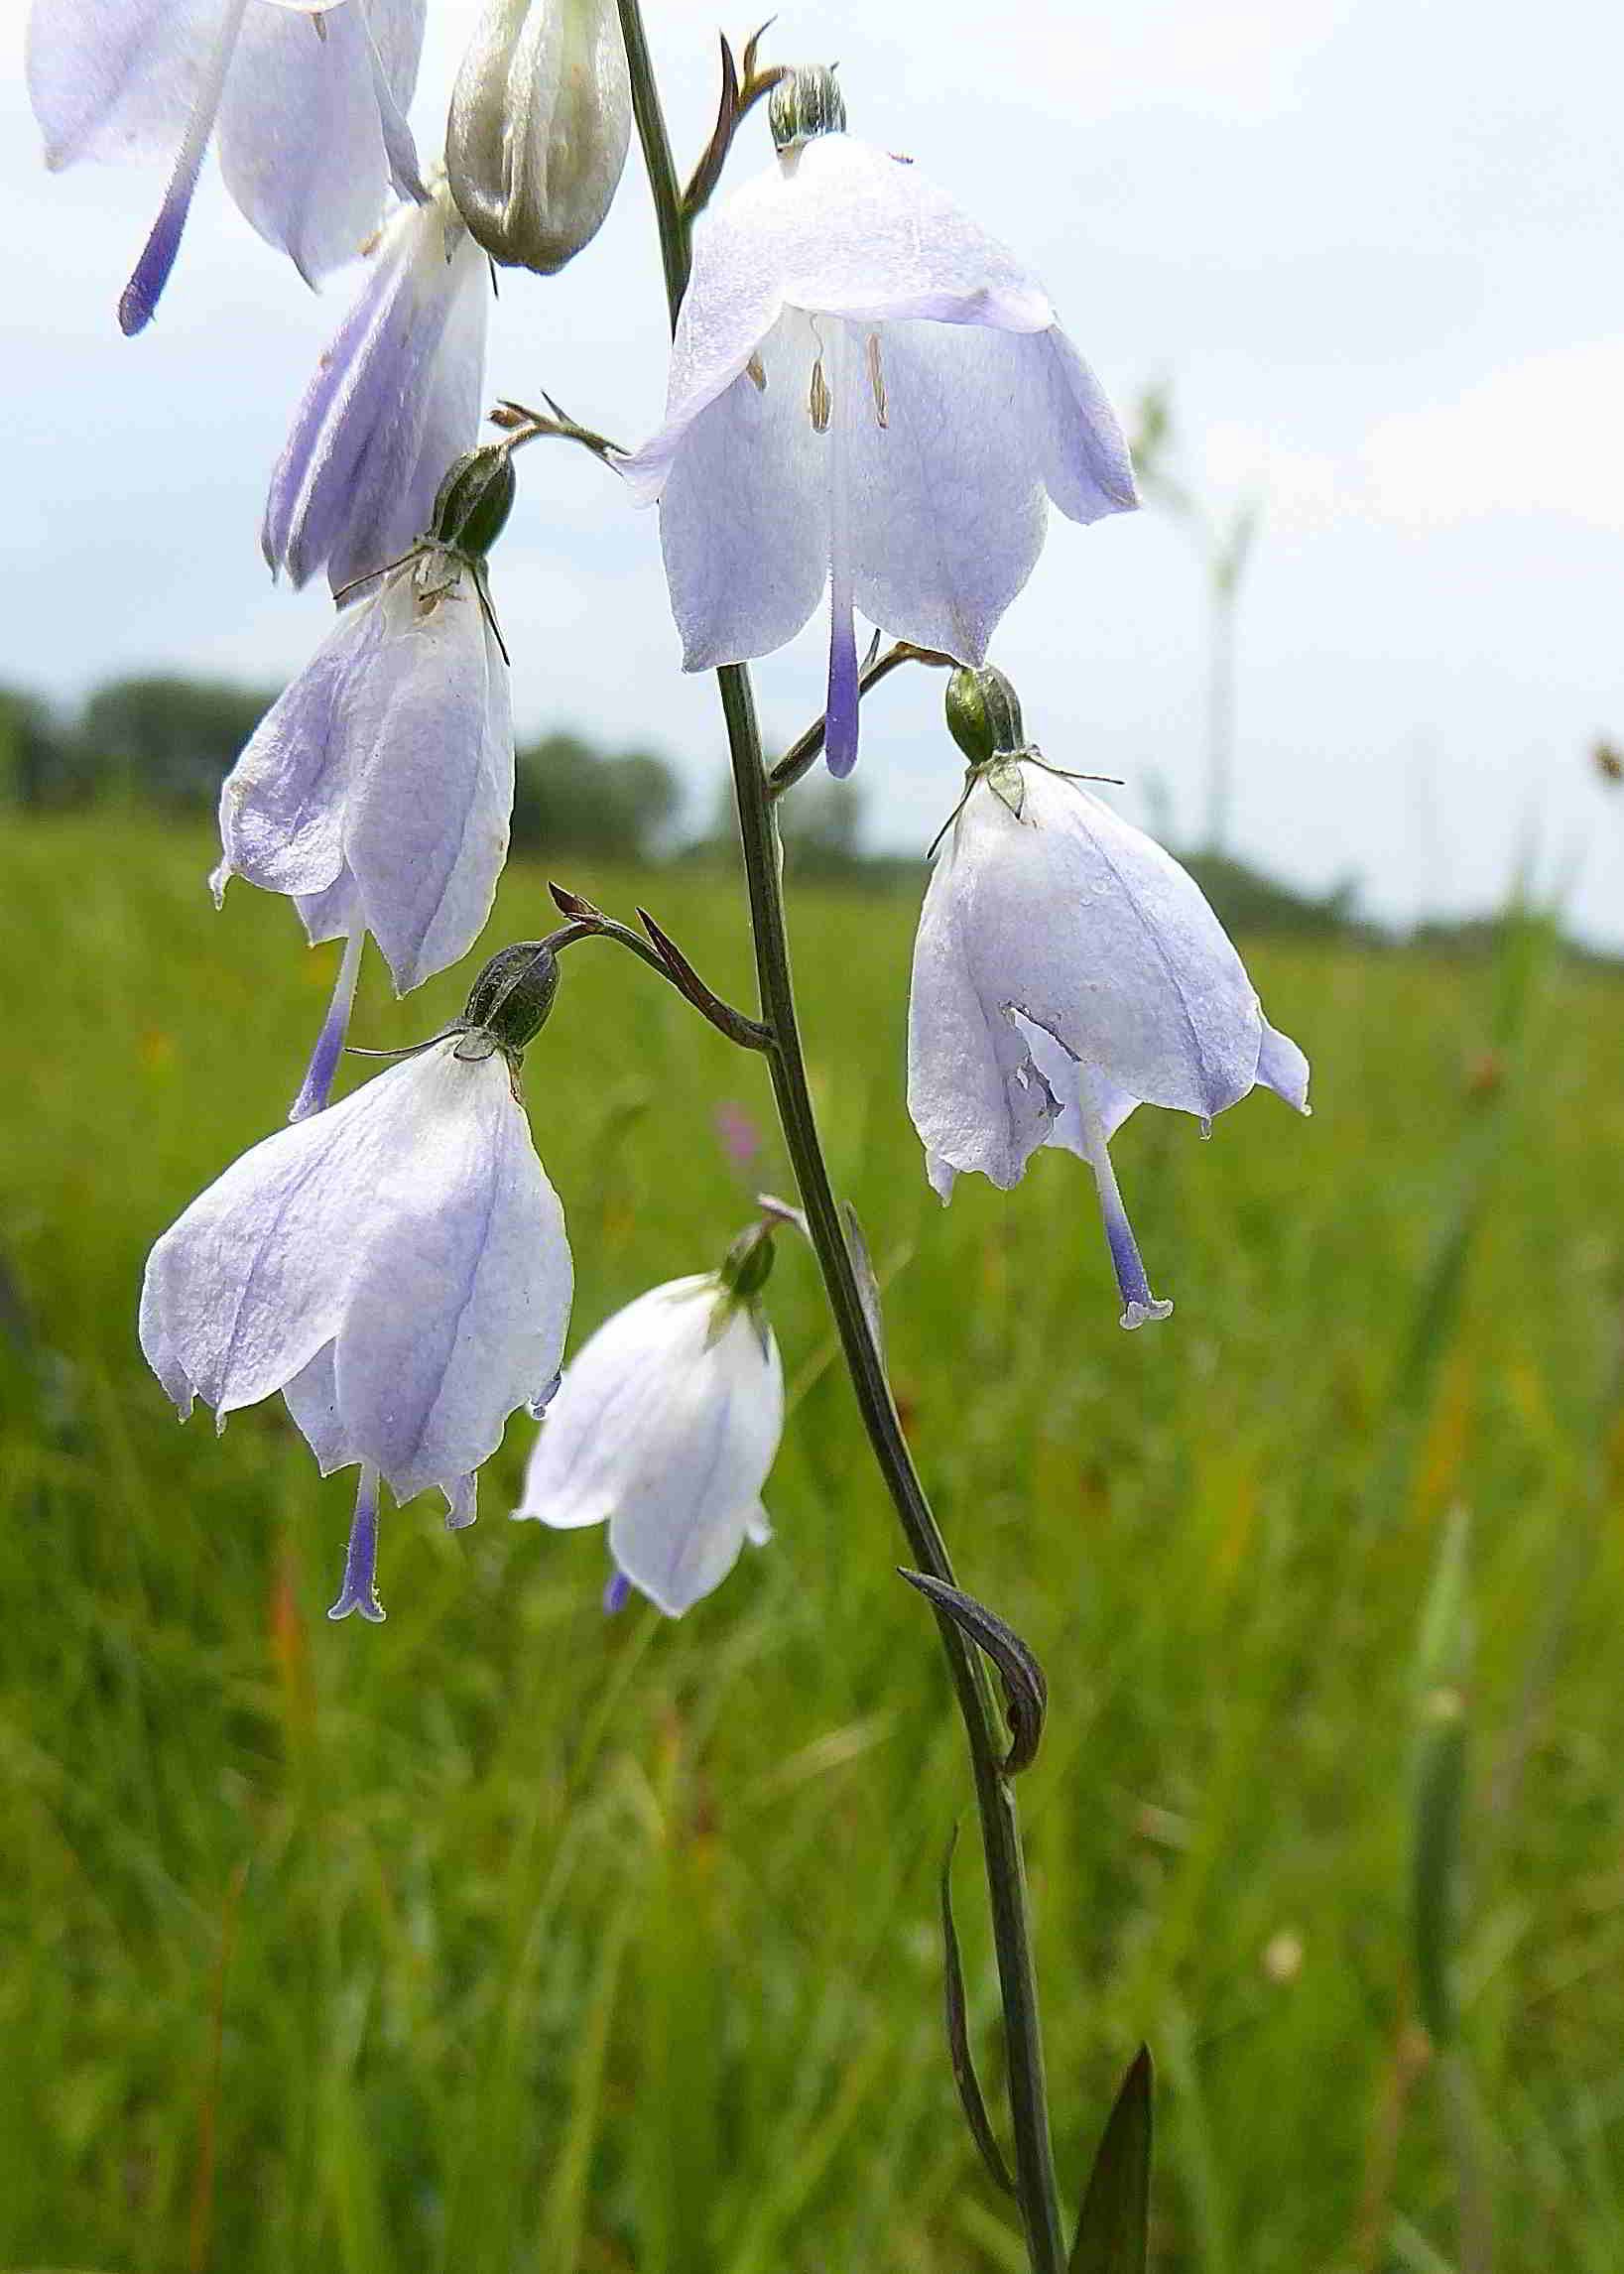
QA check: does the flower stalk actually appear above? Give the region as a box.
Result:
[617,6,1066,2264]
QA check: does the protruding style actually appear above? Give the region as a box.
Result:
[27,0,427,331]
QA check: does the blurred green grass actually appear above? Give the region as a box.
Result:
[2,812,1621,2274]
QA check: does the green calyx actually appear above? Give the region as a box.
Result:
[944,666,1027,767]
[716,1222,776,1305]
[461,941,561,1056]
[769,64,846,152]
[431,445,517,561]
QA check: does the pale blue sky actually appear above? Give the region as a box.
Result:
[4,0,1621,942]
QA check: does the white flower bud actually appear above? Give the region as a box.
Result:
[446,0,631,273]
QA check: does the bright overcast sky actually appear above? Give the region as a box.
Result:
[4,0,1621,944]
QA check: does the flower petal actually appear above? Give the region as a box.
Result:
[214,586,389,900]
[907,836,1061,1192]
[951,766,1267,1120]
[620,133,1053,506]
[26,0,222,170]
[1015,325,1139,525]
[216,0,426,283]
[1257,1021,1312,1114]
[516,1277,785,1615]
[330,1046,572,1502]
[844,319,1048,664]
[605,1308,785,1617]
[138,1048,433,1421]
[649,309,828,670]
[339,564,514,993]
[263,188,489,593]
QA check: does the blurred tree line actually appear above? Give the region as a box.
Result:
[11,668,1559,952]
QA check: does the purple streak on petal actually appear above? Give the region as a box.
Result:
[603,1568,633,1616]
[289,926,365,1123]
[823,318,861,777]
[117,0,252,335]
[327,1462,386,1621]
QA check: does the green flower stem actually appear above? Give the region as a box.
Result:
[615,7,1066,2267]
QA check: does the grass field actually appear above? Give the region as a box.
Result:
[2,811,1621,2274]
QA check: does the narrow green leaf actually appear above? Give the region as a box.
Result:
[937,1827,1016,2198]
[1068,2047,1153,2274]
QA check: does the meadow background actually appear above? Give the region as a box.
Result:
[3,811,1621,2274]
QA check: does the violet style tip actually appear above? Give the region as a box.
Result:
[824,613,861,778]
[603,1569,633,1616]
[327,1466,386,1622]
[117,183,192,335]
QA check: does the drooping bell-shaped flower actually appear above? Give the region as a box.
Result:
[514,1226,784,1616]
[27,0,427,333]
[218,450,517,1094]
[264,178,490,596]
[907,669,1310,1326]
[446,0,631,273]
[617,66,1137,777]
[139,941,574,1618]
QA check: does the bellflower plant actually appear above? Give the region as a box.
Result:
[618,66,1138,776]
[446,0,632,272]
[218,447,517,1115]
[56,10,1323,2252]
[27,0,427,333]
[515,1226,783,1616]
[908,668,1311,1325]
[140,943,573,1618]
[264,178,490,596]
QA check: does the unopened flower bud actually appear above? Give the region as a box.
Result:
[464,941,561,1053]
[432,444,518,558]
[446,0,632,273]
[768,64,846,152]
[945,666,1026,767]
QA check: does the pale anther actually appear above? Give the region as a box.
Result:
[746,351,767,393]
[866,332,889,428]
[809,357,831,434]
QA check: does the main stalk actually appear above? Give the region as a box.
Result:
[614,8,1067,2266]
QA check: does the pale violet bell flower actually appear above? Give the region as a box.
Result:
[264,180,490,596]
[27,0,427,334]
[140,984,573,1620]
[218,520,512,984]
[219,449,516,1117]
[515,1272,784,1616]
[907,694,1310,1326]
[617,68,1137,776]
